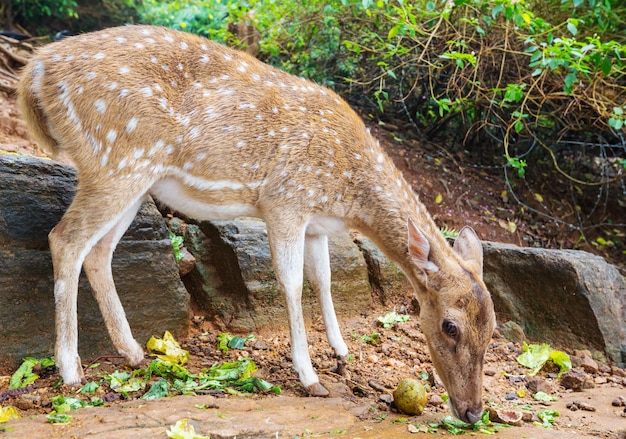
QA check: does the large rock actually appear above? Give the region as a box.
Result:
[173,219,377,331]
[177,218,625,365]
[0,155,190,369]
[483,242,626,364]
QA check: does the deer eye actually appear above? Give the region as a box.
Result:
[442,320,458,338]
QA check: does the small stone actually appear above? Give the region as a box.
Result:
[570,400,596,412]
[527,377,554,395]
[505,392,518,400]
[582,376,596,389]
[499,321,525,343]
[252,339,268,350]
[484,369,497,377]
[379,393,393,404]
[579,356,599,374]
[560,369,587,391]
[594,376,608,384]
[611,396,625,407]
[598,364,612,374]
[429,394,444,406]
[521,411,534,422]
[177,248,196,276]
[611,366,626,378]
[367,354,379,364]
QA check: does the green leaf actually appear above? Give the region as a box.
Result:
[46,413,73,424]
[9,357,54,389]
[79,381,100,394]
[534,391,558,402]
[142,378,170,400]
[377,311,410,328]
[564,71,578,95]
[548,350,572,374]
[567,21,578,36]
[387,25,400,40]
[536,410,559,428]
[517,342,571,376]
[166,418,209,439]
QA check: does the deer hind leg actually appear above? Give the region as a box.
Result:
[304,233,349,376]
[49,182,151,385]
[266,220,328,397]
[82,196,147,367]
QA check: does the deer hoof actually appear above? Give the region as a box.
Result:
[306,382,330,397]
[122,343,145,366]
[330,354,349,377]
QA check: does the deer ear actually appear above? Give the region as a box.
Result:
[453,226,484,276]
[408,218,439,274]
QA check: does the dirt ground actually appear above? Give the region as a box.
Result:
[1,81,625,438]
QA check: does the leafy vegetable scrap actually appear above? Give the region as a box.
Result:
[9,357,55,389]
[147,330,190,365]
[0,406,20,423]
[216,333,255,352]
[411,411,510,435]
[166,418,209,439]
[516,342,571,376]
[377,311,410,328]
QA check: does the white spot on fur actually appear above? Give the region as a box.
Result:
[189,126,201,139]
[141,86,153,97]
[200,54,209,63]
[119,66,131,75]
[106,129,117,143]
[126,118,138,133]
[94,99,107,114]
[149,140,165,156]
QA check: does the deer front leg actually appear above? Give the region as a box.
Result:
[267,224,328,396]
[304,233,349,376]
[82,198,145,366]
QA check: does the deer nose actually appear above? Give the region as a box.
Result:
[465,408,483,424]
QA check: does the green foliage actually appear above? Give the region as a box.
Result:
[137,0,236,41]
[169,231,185,263]
[11,0,78,23]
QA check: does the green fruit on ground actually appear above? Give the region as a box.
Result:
[392,378,428,415]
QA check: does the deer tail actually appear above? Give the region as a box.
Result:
[17,60,62,158]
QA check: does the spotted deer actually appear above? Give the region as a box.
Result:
[17,25,495,423]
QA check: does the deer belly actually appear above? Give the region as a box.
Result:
[150,177,260,220]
